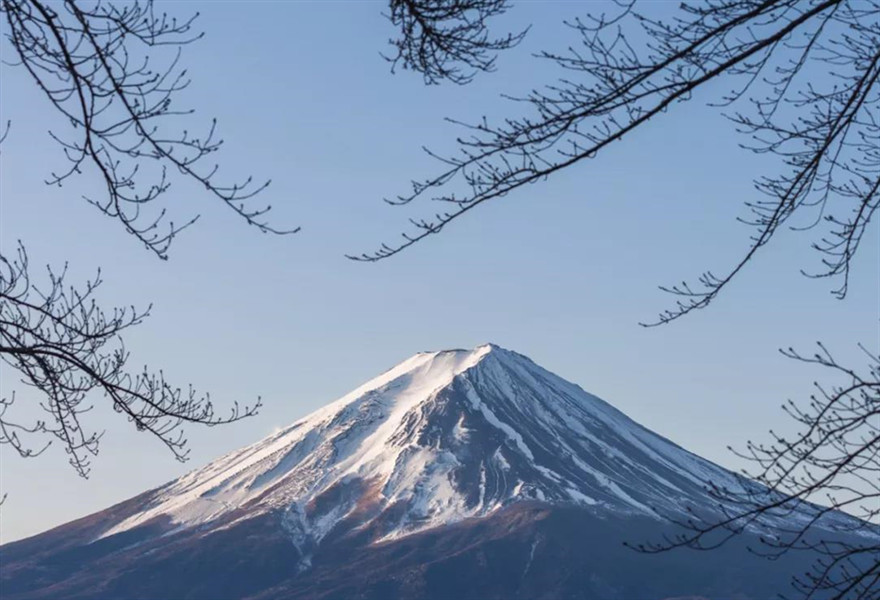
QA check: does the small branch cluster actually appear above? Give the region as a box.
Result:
[0,242,261,478]
[632,344,880,600]
[385,0,526,85]
[1,0,297,259]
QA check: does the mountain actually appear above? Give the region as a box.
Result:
[1,344,872,600]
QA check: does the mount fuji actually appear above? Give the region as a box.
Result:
[1,344,872,600]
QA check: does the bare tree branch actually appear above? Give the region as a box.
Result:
[357,0,878,330]
[385,0,526,85]
[630,344,880,600]
[0,1,285,480]
[0,242,261,478]
[1,0,299,260]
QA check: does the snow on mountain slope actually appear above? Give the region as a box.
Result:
[100,344,749,560]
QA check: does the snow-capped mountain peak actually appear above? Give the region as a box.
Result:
[100,344,737,557]
[9,344,873,600]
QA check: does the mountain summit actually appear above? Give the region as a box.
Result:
[1,344,866,600]
[101,343,739,556]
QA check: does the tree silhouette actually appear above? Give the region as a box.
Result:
[0,0,295,478]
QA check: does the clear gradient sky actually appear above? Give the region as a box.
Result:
[0,1,876,544]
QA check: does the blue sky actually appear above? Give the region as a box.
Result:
[0,1,876,543]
